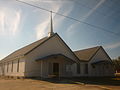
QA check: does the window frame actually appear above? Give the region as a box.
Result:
[11,61,13,72]
[66,64,71,72]
[85,64,88,74]
[7,62,9,73]
[17,59,19,72]
[77,64,81,74]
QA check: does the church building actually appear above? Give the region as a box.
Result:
[0,13,115,78]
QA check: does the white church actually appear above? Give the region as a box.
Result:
[0,13,115,78]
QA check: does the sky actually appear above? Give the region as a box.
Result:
[0,0,120,60]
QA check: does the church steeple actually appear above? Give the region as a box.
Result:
[48,11,54,37]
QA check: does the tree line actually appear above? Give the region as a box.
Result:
[112,56,120,72]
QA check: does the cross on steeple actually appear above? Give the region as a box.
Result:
[48,11,54,37]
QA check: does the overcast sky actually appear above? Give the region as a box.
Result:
[0,0,120,60]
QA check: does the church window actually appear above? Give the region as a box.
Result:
[77,64,81,74]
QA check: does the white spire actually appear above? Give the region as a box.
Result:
[48,11,54,37]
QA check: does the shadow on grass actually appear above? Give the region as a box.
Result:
[31,77,120,86]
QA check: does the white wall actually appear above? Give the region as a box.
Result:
[0,64,2,75]
[88,48,115,77]
[90,48,110,63]
[25,35,77,77]
[36,58,73,78]
[4,63,7,75]
[0,57,25,77]
[73,48,115,77]
[72,62,89,77]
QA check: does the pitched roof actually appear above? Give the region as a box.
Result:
[1,33,80,63]
[74,46,101,61]
[2,36,49,61]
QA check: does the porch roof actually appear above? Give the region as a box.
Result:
[35,54,76,63]
[91,60,112,65]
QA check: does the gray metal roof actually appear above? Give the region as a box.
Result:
[2,37,49,61]
[74,46,101,61]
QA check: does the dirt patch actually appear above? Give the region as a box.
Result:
[0,78,119,90]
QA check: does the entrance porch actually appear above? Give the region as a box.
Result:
[35,54,76,78]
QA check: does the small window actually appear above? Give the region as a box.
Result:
[85,64,88,74]
[11,61,13,72]
[17,60,19,72]
[7,62,9,73]
[92,65,95,68]
[3,63,5,73]
[1,63,4,74]
[77,64,81,74]
[66,65,71,72]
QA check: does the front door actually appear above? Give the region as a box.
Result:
[53,63,59,76]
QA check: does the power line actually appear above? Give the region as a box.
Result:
[36,0,120,23]
[75,0,120,21]
[74,0,108,17]
[16,0,50,12]
[16,0,120,37]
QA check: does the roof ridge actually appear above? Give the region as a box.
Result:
[15,37,48,53]
[88,46,101,61]
[74,46,102,61]
[25,33,57,55]
[74,46,101,52]
[1,34,55,61]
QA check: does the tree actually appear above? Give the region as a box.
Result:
[112,56,120,73]
[118,56,120,60]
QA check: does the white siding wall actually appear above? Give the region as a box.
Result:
[0,57,25,77]
[13,60,18,73]
[90,48,110,63]
[24,58,73,78]
[25,35,77,77]
[4,63,7,75]
[0,64,2,75]
[73,62,88,77]
[88,48,115,77]
[73,48,115,77]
